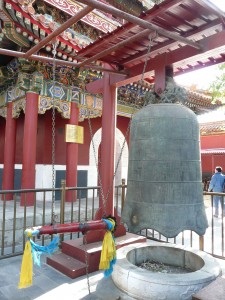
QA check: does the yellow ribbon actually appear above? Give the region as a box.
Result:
[99,219,116,270]
[18,240,33,289]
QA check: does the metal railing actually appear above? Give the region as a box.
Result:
[0,181,224,261]
[0,183,102,259]
[139,191,225,260]
[0,180,125,259]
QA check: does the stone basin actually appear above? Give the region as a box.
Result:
[112,242,222,300]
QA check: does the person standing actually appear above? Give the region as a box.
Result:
[208,166,225,217]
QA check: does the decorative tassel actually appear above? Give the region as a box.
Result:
[18,240,33,289]
[18,234,59,289]
[99,218,117,277]
[30,236,59,267]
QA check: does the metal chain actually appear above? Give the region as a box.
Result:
[102,34,156,210]
[51,41,57,225]
[135,33,156,106]
[83,234,91,294]
[87,116,107,215]
[86,34,155,217]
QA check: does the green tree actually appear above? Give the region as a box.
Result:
[209,63,225,103]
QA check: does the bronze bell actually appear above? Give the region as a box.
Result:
[122,103,208,238]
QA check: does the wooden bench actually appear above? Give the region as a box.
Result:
[192,277,225,300]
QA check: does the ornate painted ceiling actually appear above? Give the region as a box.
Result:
[0,0,224,113]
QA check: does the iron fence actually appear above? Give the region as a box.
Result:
[0,182,224,261]
[0,183,102,258]
[139,192,225,260]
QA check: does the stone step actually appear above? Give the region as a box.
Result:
[47,252,87,279]
[192,276,225,300]
[62,238,102,273]
[47,232,146,278]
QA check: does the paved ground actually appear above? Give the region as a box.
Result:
[0,251,137,300]
[1,195,225,299]
[1,241,225,300]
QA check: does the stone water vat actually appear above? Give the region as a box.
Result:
[112,242,221,300]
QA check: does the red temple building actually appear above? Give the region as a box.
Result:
[1,0,225,284]
[200,120,225,178]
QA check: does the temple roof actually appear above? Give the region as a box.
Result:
[0,0,224,112]
[200,120,225,135]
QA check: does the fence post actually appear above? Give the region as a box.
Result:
[60,179,66,225]
[199,235,204,251]
[121,178,126,212]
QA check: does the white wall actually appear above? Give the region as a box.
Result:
[35,164,98,200]
[1,127,129,201]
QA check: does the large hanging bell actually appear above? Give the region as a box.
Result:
[122,103,208,238]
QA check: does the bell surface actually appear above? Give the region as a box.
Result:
[122,103,208,238]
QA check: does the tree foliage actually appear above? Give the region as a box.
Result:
[209,63,225,103]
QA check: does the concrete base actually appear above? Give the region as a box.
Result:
[112,242,222,300]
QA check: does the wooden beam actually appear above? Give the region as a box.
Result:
[121,19,222,66]
[78,0,184,58]
[24,6,93,58]
[85,73,128,93]
[78,29,151,67]
[85,78,104,94]
[0,48,128,75]
[76,0,202,49]
[108,30,225,87]
[194,0,225,18]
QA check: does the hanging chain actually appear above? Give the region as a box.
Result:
[83,234,91,294]
[86,33,156,217]
[87,116,107,215]
[135,33,156,107]
[104,33,156,212]
[51,41,57,225]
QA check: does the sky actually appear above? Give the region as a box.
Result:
[209,0,225,11]
[175,65,225,123]
[175,0,225,122]
[175,0,225,88]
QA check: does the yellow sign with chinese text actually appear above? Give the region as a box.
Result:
[65,124,84,144]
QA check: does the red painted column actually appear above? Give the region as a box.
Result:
[99,72,117,217]
[66,102,79,202]
[2,101,16,200]
[155,63,173,94]
[154,57,166,94]
[21,92,39,206]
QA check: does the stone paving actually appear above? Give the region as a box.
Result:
[1,240,225,300]
[1,195,225,299]
[0,253,103,300]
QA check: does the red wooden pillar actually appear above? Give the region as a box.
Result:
[155,63,174,94]
[84,71,126,244]
[2,101,16,200]
[21,92,39,206]
[66,102,79,202]
[154,56,166,94]
[99,71,117,217]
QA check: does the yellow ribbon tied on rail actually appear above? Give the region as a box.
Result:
[99,218,116,277]
[18,240,33,289]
